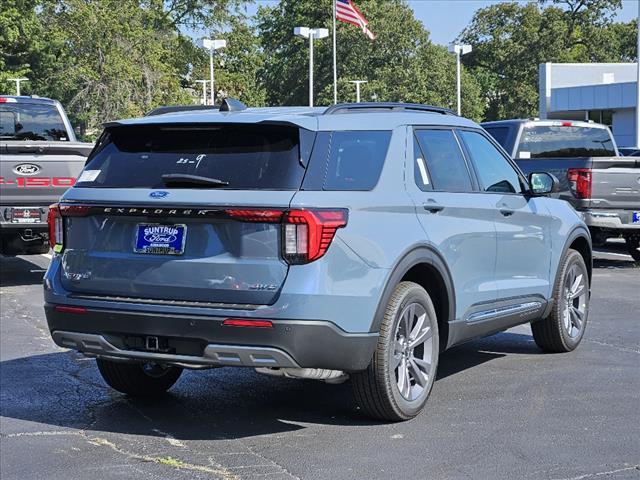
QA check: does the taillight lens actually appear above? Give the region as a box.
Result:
[47,203,91,251]
[567,168,592,199]
[47,204,63,249]
[283,209,348,264]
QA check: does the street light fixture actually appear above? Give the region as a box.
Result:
[200,38,226,106]
[294,27,329,107]
[195,80,208,105]
[349,80,368,103]
[448,44,472,116]
[8,78,28,96]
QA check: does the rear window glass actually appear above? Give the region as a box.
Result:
[517,125,616,158]
[483,126,510,150]
[323,131,391,190]
[78,124,306,190]
[0,102,69,141]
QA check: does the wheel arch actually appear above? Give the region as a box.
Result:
[563,227,593,284]
[371,246,455,351]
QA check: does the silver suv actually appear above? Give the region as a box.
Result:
[44,101,592,421]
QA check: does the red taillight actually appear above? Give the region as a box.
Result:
[54,305,87,314]
[561,121,573,127]
[222,319,273,328]
[47,203,63,249]
[47,203,91,250]
[225,209,284,223]
[0,97,17,103]
[283,209,348,264]
[59,204,91,217]
[567,168,592,199]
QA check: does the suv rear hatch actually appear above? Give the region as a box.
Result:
[58,123,313,306]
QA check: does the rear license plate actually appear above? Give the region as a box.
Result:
[11,207,41,223]
[633,212,640,224]
[134,224,187,255]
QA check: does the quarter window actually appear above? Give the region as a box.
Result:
[414,129,473,192]
[458,130,522,194]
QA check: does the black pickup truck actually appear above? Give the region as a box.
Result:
[482,119,640,261]
[0,96,91,254]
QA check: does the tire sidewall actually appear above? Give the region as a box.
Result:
[555,251,590,350]
[384,284,439,417]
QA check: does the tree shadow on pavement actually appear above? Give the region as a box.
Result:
[1,330,541,440]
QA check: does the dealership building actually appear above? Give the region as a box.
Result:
[539,62,639,148]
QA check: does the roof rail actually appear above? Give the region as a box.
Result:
[323,102,456,116]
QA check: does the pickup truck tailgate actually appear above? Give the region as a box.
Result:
[0,142,91,205]
[591,157,640,210]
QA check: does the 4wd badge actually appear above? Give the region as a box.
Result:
[13,163,41,176]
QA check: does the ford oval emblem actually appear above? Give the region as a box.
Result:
[13,163,41,176]
[149,191,169,199]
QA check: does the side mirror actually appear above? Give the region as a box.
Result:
[528,172,559,196]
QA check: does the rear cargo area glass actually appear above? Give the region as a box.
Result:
[517,126,616,158]
[78,124,306,190]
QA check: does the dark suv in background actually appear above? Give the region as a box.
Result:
[45,101,592,421]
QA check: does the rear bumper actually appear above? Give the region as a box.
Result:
[582,209,640,231]
[45,304,378,371]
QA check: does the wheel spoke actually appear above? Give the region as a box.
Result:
[397,357,407,394]
[408,358,427,388]
[410,312,426,339]
[409,325,432,348]
[570,274,584,298]
[403,304,415,336]
[570,306,583,329]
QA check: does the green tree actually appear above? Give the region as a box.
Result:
[257,0,483,119]
[459,0,635,120]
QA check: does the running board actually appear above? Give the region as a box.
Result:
[467,301,543,323]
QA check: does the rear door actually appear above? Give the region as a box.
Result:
[59,123,310,306]
[408,128,498,318]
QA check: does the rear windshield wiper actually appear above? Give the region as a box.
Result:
[161,173,230,188]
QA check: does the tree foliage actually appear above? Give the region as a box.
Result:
[459,0,636,120]
[1,0,635,134]
[257,0,483,119]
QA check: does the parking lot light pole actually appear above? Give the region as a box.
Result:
[8,78,28,96]
[200,39,226,106]
[448,44,472,116]
[294,27,329,107]
[195,80,208,105]
[349,80,368,103]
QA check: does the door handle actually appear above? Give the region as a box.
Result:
[423,200,444,214]
[499,203,514,217]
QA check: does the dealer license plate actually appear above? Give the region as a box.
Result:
[134,224,187,255]
[633,212,640,224]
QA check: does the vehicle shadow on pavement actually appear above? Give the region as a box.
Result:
[1,331,542,439]
[0,256,47,287]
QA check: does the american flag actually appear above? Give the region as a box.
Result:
[335,0,375,40]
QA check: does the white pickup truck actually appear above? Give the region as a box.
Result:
[0,96,91,255]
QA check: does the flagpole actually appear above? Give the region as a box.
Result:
[332,0,338,104]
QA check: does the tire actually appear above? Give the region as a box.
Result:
[96,358,182,396]
[532,249,589,353]
[625,236,640,262]
[352,281,439,422]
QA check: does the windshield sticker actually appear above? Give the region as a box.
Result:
[519,151,531,159]
[78,170,101,182]
[176,154,207,168]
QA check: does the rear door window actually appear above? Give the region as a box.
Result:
[414,129,473,192]
[323,131,391,190]
[78,124,307,190]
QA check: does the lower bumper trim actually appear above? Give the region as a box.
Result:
[52,331,301,368]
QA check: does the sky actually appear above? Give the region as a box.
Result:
[246,0,640,46]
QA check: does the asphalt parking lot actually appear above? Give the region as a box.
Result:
[1,245,638,480]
